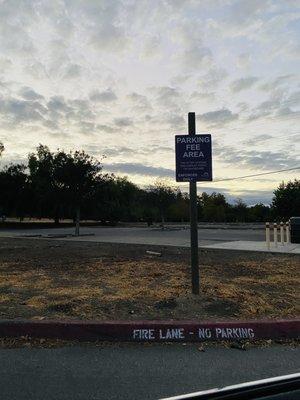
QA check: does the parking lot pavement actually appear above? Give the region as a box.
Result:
[0,226,265,247]
[0,344,299,400]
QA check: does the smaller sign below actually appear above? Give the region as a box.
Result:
[175,134,212,182]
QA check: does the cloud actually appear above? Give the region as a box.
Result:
[102,147,136,157]
[285,90,300,107]
[141,35,162,59]
[197,187,275,206]
[248,89,300,121]
[96,124,115,134]
[215,144,300,170]
[90,25,128,52]
[198,67,228,90]
[85,1,129,53]
[243,134,273,145]
[0,91,99,134]
[78,120,96,134]
[114,117,133,127]
[173,21,213,71]
[166,114,185,129]
[230,76,259,92]
[0,6,35,56]
[236,102,250,112]
[275,107,300,119]
[102,144,172,159]
[228,0,268,25]
[0,57,12,70]
[236,53,251,68]
[19,87,44,101]
[199,108,238,125]
[149,86,184,111]
[181,45,213,71]
[56,0,129,53]
[170,75,192,86]
[0,96,47,124]
[190,91,215,101]
[226,190,274,206]
[63,64,82,79]
[259,75,295,91]
[47,96,72,114]
[104,162,174,178]
[127,92,152,111]
[89,89,117,103]
[152,86,180,101]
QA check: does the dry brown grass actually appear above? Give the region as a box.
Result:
[0,239,299,321]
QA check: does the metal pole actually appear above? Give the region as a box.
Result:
[188,112,199,295]
[75,206,80,237]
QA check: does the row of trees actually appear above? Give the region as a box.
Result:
[0,143,299,230]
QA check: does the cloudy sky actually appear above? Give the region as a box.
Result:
[0,0,299,204]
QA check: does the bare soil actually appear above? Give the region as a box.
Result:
[0,237,299,321]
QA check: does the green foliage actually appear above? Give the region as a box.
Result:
[0,164,30,219]
[147,179,177,224]
[247,203,270,222]
[200,192,227,222]
[168,191,189,222]
[271,179,300,219]
[232,198,248,222]
[28,145,102,223]
[0,145,297,224]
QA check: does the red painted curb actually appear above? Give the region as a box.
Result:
[0,319,299,342]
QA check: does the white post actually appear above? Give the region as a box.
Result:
[286,222,290,244]
[274,223,278,248]
[266,222,270,250]
[280,221,284,245]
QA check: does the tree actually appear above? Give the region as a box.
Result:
[0,164,30,220]
[168,190,189,222]
[248,203,270,222]
[148,179,177,227]
[28,145,64,224]
[52,149,102,235]
[28,145,102,234]
[232,198,248,222]
[113,177,142,221]
[90,175,120,223]
[200,192,227,222]
[271,179,300,220]
[91,176,142,223]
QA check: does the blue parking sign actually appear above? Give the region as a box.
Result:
[175,134,212,182]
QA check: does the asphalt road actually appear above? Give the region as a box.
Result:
[0,344,299,400]
[0,226,265,247]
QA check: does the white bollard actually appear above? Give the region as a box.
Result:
[280,221,284,245]
[265,222,270,250]
[274,223,278,247]
[286,222,290,244]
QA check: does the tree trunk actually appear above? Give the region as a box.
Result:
[161,212,165,229]
[54,205,60,225]
[75,206,80,236]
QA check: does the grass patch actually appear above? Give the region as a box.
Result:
[0,238,299,321]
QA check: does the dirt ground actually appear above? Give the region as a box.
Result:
[0,237,299,321]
